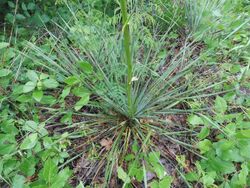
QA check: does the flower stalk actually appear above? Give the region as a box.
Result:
[120,0,133,118]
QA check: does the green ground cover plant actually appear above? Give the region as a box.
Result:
[0,0,250,187]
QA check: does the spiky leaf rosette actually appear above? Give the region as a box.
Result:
[22,7,225,186]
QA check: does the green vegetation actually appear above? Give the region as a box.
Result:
[0,0,250,187]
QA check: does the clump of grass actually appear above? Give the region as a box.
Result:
[184,0,226,34]
[22,0,225,186]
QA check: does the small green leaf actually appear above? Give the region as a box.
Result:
[154,164,166,179]
[21,3,27,11]
[159,176,172,188]
[78,61,93,74]
[4,47,15,61]
[0,69,11,77]
[19,157,36,176]
[125,154,135,161]
[60,87,71,99]
[16,14,26,20]
[37,81,43,90]
[238,163,248,185]
[208,157,235,174]
[72,87,89,97]
[230,64,241,74]
[51,168,72,188]
[150,180,159,188]
[198,127,210,140]
[8,1,15,8]
[148,152,165,179]
[43,79,59,89]
[64,76,79,86]
[239,140,250,158]
[20,133,38,150]
[16,94,31,102]
[198,139,212,154]
[148,151,161,164]
[23,81,36,93]
[176,155,187,168]
[33,90,43,102]
[1,119,18,135]
[185,172,199,181]
[23,121,47,136]
[74,94,90,111]
[40,95,57,105]
[40,73,49,80]
[214,96,227,114]
[117,166,131,184]
[240,129,250,138]
[134,168,144,182]
[27,70,38,82]
[202,174,215,187]
[76,182,85,188]
[23,120,38,132]
[27,2,36,10]
[214,140,243,162]
[12,175,25,188]
[132,141,139,153]
[0,42,9,49]
[39,158,58,183]
[188,115,204,125]
[60,113,72,124]
[0,143,16,155]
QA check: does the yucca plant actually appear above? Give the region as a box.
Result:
[21,0,226,187]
